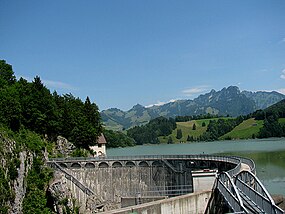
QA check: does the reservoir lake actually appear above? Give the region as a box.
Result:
[107,138,285,196]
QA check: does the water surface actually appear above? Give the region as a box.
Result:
[107,138,285,195]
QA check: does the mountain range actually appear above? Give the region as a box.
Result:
[101,86,285,130]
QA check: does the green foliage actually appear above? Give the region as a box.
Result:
[59,198,79,214]
[104,129,135,148]
[22,157,53,214]
[0,167,12,214]
[22,188,52,214]
[0,60,16,88]
[70,148,89,157]
[176,129,182,139]
[200,117,244,141]
[52,94,102,148]
[167,136,173,144]
[161,117,244,143]
[15,129,46,154]
[175,114,219,122]
[0,60,104,213]
[127,117,176,145]
[0,60,103,148]
[258,115,284,138]
[187,135,195,142]
[252,99,285,120]
[8,158,20,180]
[220,118,263,140]
[0,85,21,131]
[251,99,285,138]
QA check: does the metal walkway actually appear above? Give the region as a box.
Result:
[215,165,284,213]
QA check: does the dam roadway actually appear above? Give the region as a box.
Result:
[48,155,284,213]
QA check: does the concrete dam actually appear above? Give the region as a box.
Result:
[48,155,284,214]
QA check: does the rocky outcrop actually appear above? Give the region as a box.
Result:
[0,133,34,214]
[54,136,75,157]
[48,171,77,214]
[48,170,113,213]
[11,151,33,214]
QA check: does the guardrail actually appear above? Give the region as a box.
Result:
[235,171,284,214]
[216,172,248,213]
[49,154,242,165]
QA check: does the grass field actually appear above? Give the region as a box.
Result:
[158,117,285,143]
[159,117,231,143]
[279,118,285,124]
[220,118,263,140]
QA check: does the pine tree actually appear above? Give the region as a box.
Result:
[167,136,173,144]
[176,129,182,139]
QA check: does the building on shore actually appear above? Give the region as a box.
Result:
[89,133,107,157]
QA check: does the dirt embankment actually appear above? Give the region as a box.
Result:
[273,195,285,211]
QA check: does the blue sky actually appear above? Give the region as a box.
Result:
[1,0,285,111]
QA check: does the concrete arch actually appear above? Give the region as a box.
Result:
[152,161,163,167]
[71,163,81,168]
[59,163,67,168]
[126,161,136,167]
[85,162,95,168]
[187,161,196,168]
[139,161,149,167]
[112,161,123,168]
[199,161,207,168]
[98,162,109,168]
[210,162,218,169]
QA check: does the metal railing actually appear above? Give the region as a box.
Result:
[216,172,247,213]
[214,158,283,214]
[235,171,284,214]
[49,154,242,166]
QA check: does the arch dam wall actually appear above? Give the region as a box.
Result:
[48,155,237,213]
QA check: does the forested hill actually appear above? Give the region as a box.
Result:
[0,60,102,148]
[0,59,105,213]
[126,99,285,146]
[102,86,285,130]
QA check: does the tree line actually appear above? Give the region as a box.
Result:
[127,117,176,145]
[0,60,102,149]
[199,116,246,141]
[175,114,226,122]
[251,100,285,138]
[125,98,285,144]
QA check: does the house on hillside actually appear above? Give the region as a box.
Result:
[89,133,107,157]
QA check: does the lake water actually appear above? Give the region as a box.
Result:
[107,138,285,196]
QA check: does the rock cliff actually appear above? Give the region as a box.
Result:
[0,131,34,214]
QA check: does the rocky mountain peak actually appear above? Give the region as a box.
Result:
[101,86,285,130]
[131,104,145,110]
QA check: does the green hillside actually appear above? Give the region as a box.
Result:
[159,117,230,143]
[220,118,263,140]
[129,99,285,145]
[279,118,285,124]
